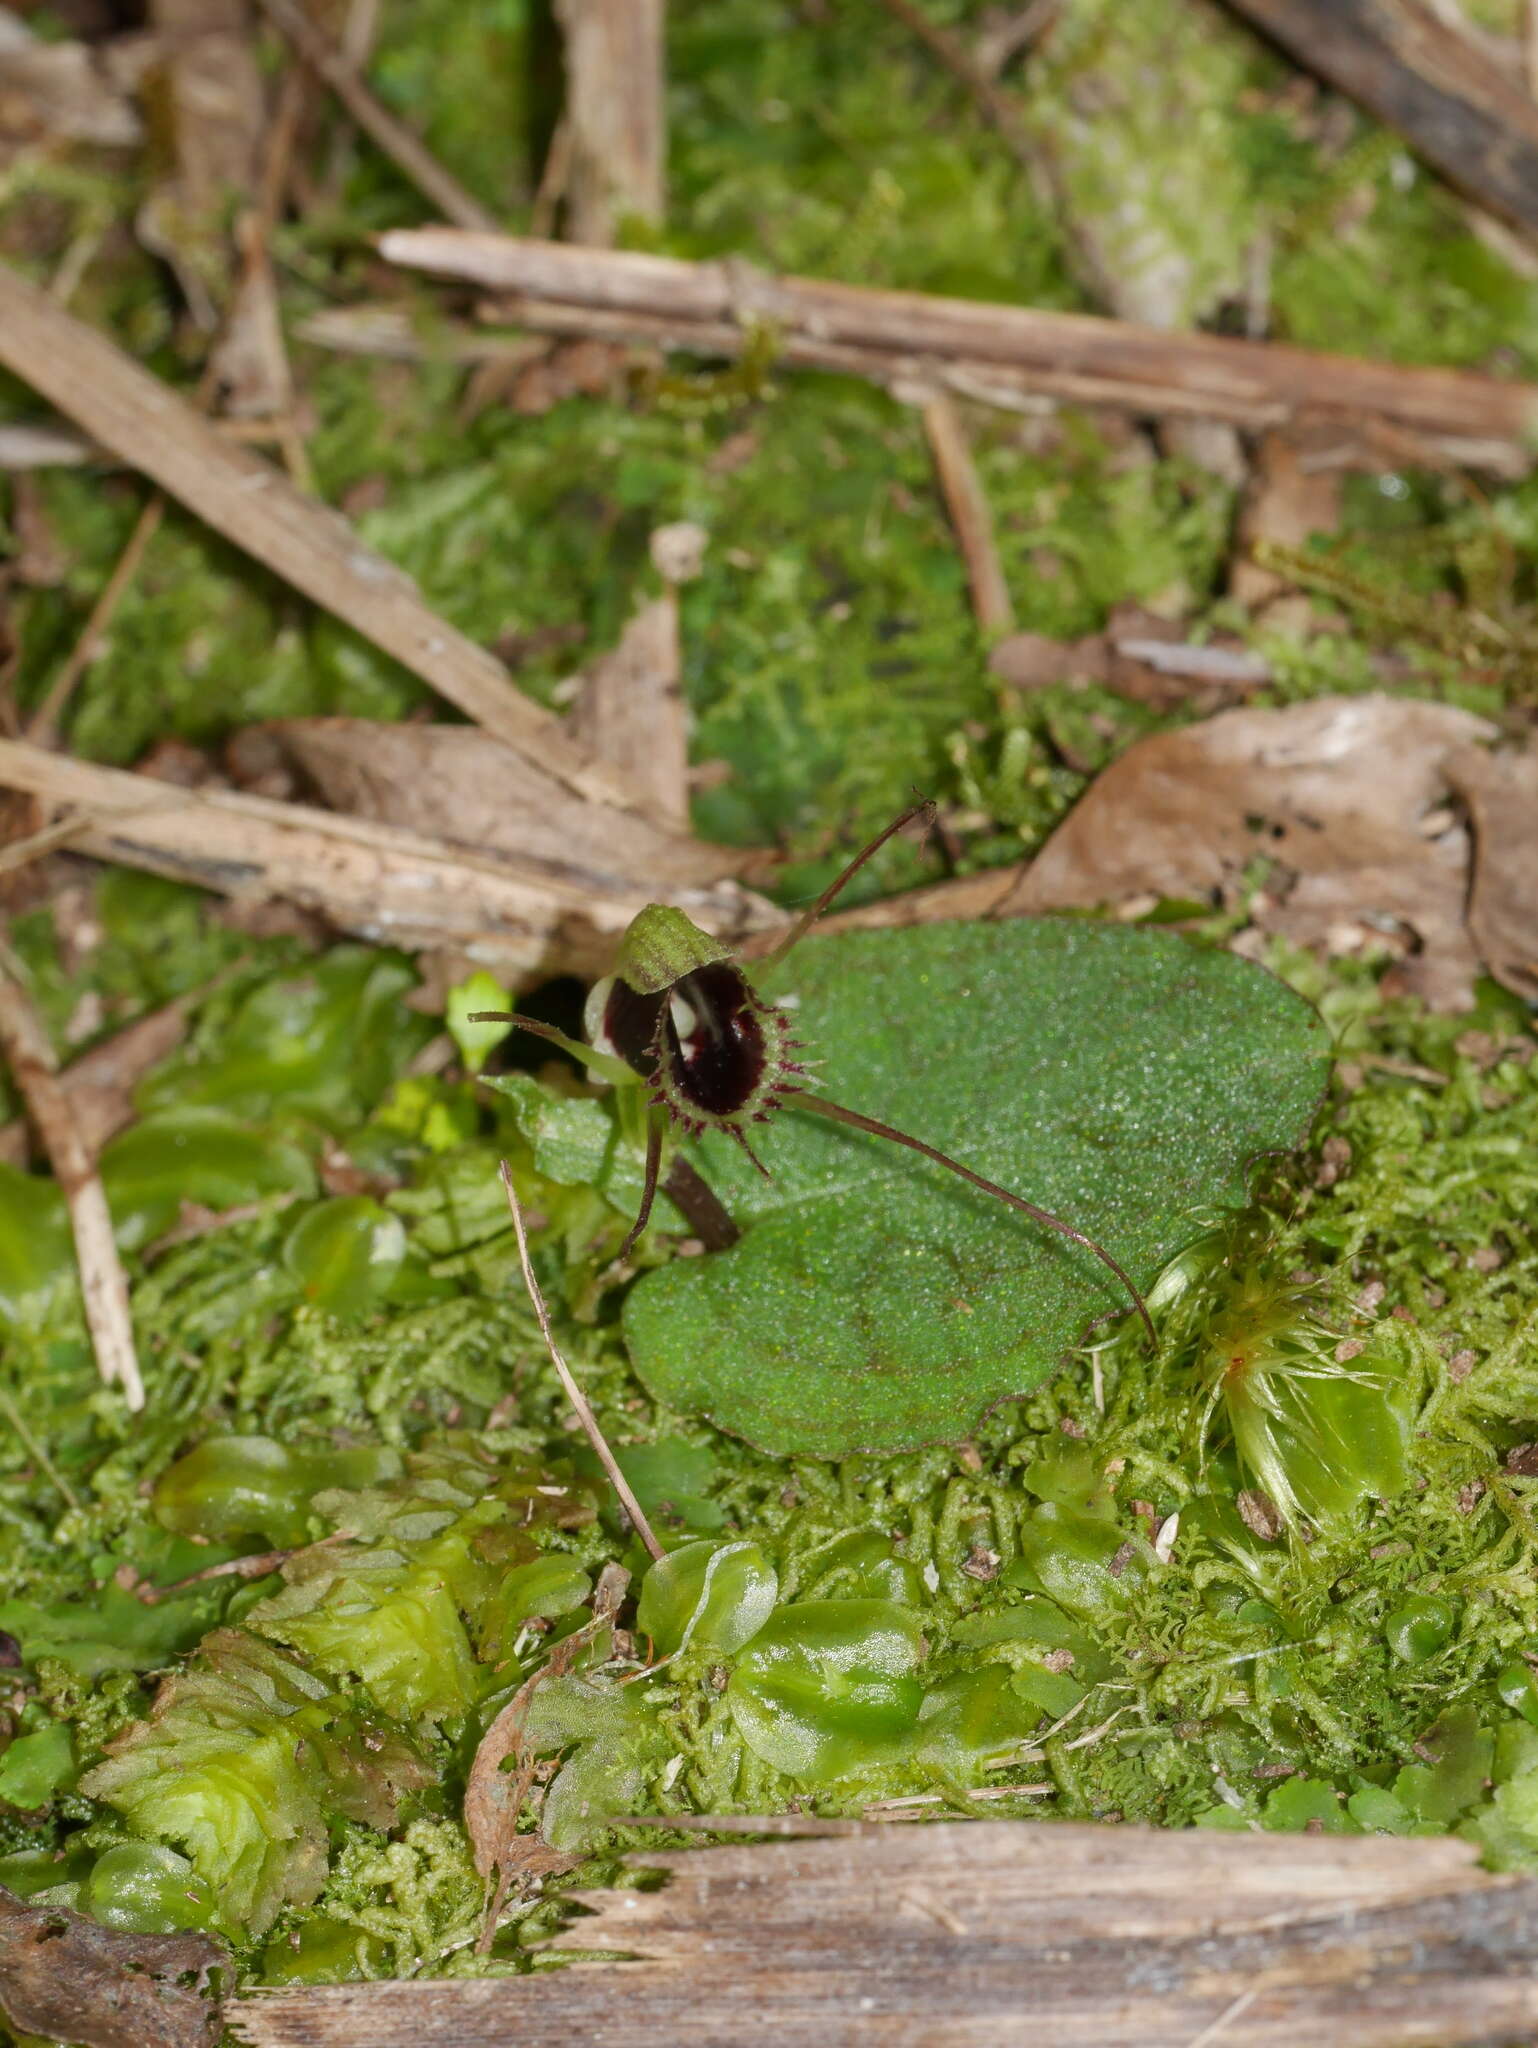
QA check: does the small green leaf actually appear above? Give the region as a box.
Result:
[134,948,428,1121]
[0,1164,73,1334]
[726,1598,927,1783]
[81,1843,216,1935]
[913,1666,1044,1772]
[0,1720,75,1808]
[1265,1776,1358,1834]
[445,970,512,1074]
[153,1435,318,1549]
[624,921,1328,1455]
[1384,1593,1456,1665]
[636,1539,778,1656]
[283,1197,407,1315]
[0,1588,214,1678]
[102,1109,316,1250]
[614,1439,726,1534]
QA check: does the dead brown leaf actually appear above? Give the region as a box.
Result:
[1003,694,1494,1008]
[226,713,728,893]
[496,336,629,418]
[9,474,69,588]
[989,629,1109,693]
[1445,743,1538,1003]
[568,584,689,828]
[465,1561,630,1945]
[989,605,1265,715]
[0,1886,225,2048]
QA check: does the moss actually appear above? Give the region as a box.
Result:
[1022,0,1262,325]
[3,0,1538,1988]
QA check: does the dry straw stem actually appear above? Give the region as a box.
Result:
[228,1822,1538,2046]
[1220,0,1538,239]
[0,738,764,982]
[0,264,664,818]
[253,0,500,232]
[920,391,1014,635]
[497,1159,663,1561]
[0,954,144,1410]
[378,231,1538,470]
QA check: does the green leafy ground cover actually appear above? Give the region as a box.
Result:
[1,0,1537,2006]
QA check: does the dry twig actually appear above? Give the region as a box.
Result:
[920,392,1014,634]
[552,0,665,245]
[0,987,196,1166]
[378,231,1538,469]
[254,0,499,232]
[0,954,144,1409]
[228,1822,1538,2046]
[136,1530,348,1605]
[1221,0,1538,239]
[877,0,1039,156]
[26,497,165,748]
[0,265,655,813]
[0,737,768,982]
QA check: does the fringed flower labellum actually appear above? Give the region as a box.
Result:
[471,805,1155,1346]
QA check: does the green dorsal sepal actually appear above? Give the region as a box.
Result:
[614,905,734,996]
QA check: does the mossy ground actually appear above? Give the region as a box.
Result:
[2,0,1538,1998]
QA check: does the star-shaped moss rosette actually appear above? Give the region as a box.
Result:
[621,919,1329,1457]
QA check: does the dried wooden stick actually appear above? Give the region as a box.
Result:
[553,0,665,246]
[1221,0,1538,239]
[0,986,199,1168]
[378,230,1538,465]
[295,302,549,363]
[921,392,1014,634]
[253,0,500,233]
[0,424,96,469]
[0,263,652,815]
[137,1530,349,1604]
[0,738,768,983]
[0,808,101,875]
[0,957,144,1410]
[227,1821,1538,2047]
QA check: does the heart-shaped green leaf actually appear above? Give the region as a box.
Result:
[622,919,1328,1456]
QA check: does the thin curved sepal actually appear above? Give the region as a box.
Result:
[467,1009,638,1089]
[616,1107,669,1264]
[743,797,937,966]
